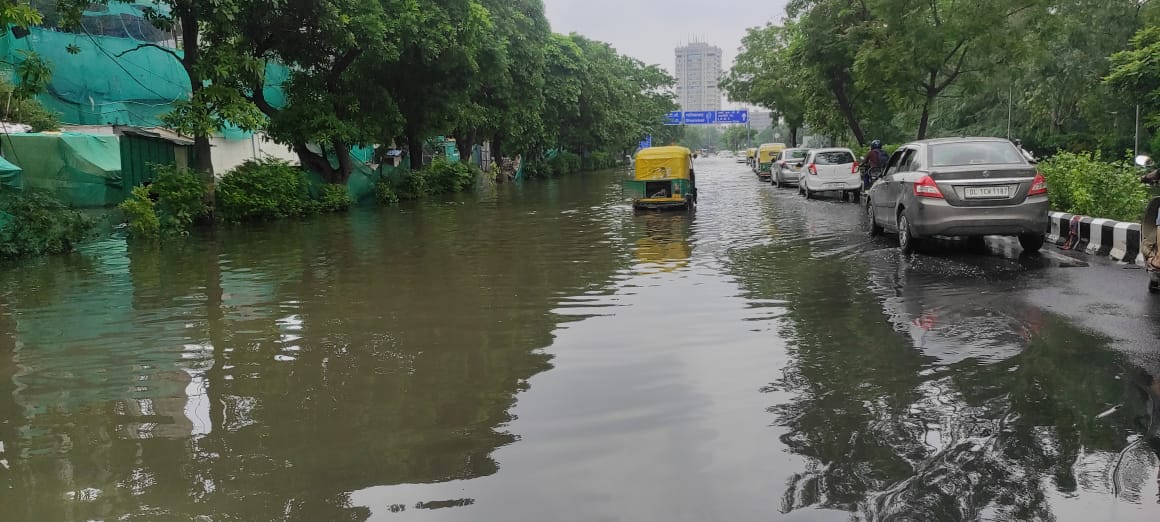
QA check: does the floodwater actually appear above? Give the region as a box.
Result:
[3,158,1160,521]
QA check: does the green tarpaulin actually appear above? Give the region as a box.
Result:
[1,133,123,207]
[0,154,21,191]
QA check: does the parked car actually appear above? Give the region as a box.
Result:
[864,137,1048,255]
[772,148,810,187]
[798,148,861,201]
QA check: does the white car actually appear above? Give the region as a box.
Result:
[798,147,861,201]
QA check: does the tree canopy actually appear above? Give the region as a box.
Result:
[728,0,1160,156]
[47,0,677,182]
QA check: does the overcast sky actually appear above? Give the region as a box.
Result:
[543,0,790,106]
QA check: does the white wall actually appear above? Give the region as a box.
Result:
[209,133,299,176]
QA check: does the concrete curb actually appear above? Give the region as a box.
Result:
[1047,211,1143,265]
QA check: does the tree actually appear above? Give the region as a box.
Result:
[228,0,406,182]
[59,0,263,181]
[855,0,1044,140]
[458,0,551,162]
[785,0,876,145]
[721,24,806,146]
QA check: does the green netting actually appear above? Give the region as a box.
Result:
[0,15,288,134]
[0,154,22,190]
[1,133,123,207]
[303,143,385,204]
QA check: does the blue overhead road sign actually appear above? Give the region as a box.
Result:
[683,111,716,125]
[664,111,682,125]
[716,110,749,124]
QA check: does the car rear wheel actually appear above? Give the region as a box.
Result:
[867,200,883,237]
[1019,233,1045,254]
[898,213,919,255]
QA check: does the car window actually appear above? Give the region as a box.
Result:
[814,151,855,165]
[787,149,809,160]
[931,141,1024,166]
[886,148,910,175]
[899,149,921,172]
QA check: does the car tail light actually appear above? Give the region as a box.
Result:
[851,161,859,174]
[779,161,787,168]
[913,175,943,198]
[1029,172,1047,196]
[808,163,817,175]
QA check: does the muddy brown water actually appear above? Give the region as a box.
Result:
[1,158,1159,521]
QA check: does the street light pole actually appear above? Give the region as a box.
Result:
[1007,82,1013,140]
[1135,104,1141,157]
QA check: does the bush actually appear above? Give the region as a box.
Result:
[375,180,400,205]
[548,151,582,175]
[0,191,93,259]
[152,165,208,234]
[120,185,160,238]
[1039,151,1149,222]
[394,170,429,200]
[425,157,477,193]
[312,184,352,213]
[217,159,310,222]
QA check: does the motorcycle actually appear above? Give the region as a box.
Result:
[1136,155,1160,293]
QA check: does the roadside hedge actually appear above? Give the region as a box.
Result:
[1038,151,1149,222]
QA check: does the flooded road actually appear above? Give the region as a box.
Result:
[3,157,1160,521]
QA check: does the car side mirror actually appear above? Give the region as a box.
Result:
[1136,154,1153,167]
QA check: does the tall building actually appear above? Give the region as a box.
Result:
[675,41,723,113]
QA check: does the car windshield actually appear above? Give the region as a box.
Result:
[931,141,1024,166]
[786,149,808,160]
[814,151,855,165]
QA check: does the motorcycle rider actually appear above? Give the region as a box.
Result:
[862,140,889,189]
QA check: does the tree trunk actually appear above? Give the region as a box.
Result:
[455,131,475,164]
[330,137,352,184]
[917,89,936,140]
[491,135,504,164]
[829,73,866,145]
[293,143,337,180]
[407,130,424,170]
[789,127,799,148]
[178,8,216,207]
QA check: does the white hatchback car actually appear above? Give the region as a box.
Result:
[799,148,862,201]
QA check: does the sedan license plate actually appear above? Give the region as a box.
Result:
[964,186,1010,199]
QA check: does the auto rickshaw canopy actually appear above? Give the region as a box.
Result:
[634,146,693,181]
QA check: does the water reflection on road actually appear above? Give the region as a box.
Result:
[1,159,1159,521]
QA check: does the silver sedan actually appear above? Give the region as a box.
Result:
[865,138,1049,254]
[772,148,810,187]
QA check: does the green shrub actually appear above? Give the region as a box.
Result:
[375,180,400,205]
[0,191,93,259]
[548,151,582,175]
[312,184,353,213]
[1039,151,1149,222]
[217,159,310,222]
[152,165,208,234]
[425,158,477,193]
[394,170,429,200]
[119,185,160,238]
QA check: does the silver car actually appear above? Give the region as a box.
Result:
[865,137,1049,254]
[772,148,810,187]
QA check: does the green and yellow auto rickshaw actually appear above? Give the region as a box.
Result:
[755,143,786,177]
[625,146,697,211]
[746,148,757,168]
